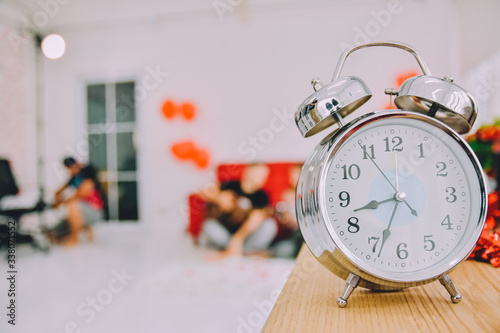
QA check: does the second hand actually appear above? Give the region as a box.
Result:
[358,142,418,216]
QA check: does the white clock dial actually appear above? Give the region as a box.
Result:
[323,117,483,280]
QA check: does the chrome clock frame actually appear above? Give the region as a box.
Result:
[296,110,487,304]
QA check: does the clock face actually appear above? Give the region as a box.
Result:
[322,116,485,281]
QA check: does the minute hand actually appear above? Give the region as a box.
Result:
[358,143,418,216]
[378,201,400,257]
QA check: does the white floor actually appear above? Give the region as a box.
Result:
[0,223,295,333]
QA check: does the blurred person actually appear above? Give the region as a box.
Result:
[270,164,304,258]
[200,164,277,259]
[52,157,104,246]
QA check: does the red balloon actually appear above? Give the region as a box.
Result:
[181,102,196,121]
[171,141,196,160]
[162,100,176,119]
[396,71,419,88]
[194,149,209,169]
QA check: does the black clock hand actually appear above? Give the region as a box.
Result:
[395,153,400,192]
[394,153,417,216]
[377,201,400,258]
[358,143,418,217]
[353,198,394,212]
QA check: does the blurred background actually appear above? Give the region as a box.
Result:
[1,0,500,332]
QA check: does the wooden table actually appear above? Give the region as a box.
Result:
[263,246,500,332]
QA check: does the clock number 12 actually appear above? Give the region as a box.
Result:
[384,136,403,152]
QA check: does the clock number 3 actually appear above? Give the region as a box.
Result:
[445,187,457,203]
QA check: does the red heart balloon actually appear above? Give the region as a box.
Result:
[162,100,176,119]
[171,141,196,160]
[181,102,196,121]
[194,149,209,169]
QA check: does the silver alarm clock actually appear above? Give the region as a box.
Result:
[295,41,487,307]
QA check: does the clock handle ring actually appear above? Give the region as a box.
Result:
[332,41,431,81]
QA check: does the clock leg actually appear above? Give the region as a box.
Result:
[439,274,462,303]
[337,273,360,308]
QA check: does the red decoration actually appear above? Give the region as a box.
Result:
[171,141,196,160]
[171,140,210,169]
[194,149,209,168]
[396,71,419,88]
[162,100,176,119]
[469,191,500,267]
[384,103,396,110]
[161,99,197,121]
[181,102,196,121]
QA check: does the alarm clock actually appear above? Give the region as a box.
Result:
[295,41,487,307]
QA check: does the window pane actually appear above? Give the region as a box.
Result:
[115,82,135,123]
[88,134,107,171]
[116,132,136,171]
[87,84,106,124]
[118,181,138,220]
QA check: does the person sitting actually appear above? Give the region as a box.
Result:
[200,164,277,259]
[270,164,304,258]
[53,157,104,246]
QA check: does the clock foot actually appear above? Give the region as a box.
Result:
[439,274,462,304]
[337,273,360,308]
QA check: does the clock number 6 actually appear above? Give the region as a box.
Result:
[396,243,408,260]
[347,217,360,233]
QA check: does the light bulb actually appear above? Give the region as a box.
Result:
[41,34,66,60]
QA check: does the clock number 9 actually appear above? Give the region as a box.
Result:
[347,217,360,233]
[436,162,448,177]
[445,187,457,203]
[339,191,350,207]
[396,243,408,260]
[384,136,403,152]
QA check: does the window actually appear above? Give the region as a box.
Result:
[86,81,139,221]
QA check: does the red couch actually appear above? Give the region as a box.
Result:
[187,162,300,242]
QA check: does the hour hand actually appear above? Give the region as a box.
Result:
[353,198,393,212]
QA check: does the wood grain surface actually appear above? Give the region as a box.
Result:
[263,246,500,333]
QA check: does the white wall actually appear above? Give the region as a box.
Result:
[0,16,37,192]
[4,0,500,232]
